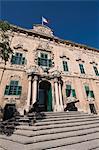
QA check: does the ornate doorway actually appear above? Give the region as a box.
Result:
[38,81,52,111]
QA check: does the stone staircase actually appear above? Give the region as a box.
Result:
[0,111,99,150]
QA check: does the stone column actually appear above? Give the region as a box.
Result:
[26,76,32,112]
[54,78,60,112]
[59,81,64,111]
[32,75,38,105]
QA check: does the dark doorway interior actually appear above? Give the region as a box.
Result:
[38,81,52,112]
[3,104,16,121]
[89,104,97,114]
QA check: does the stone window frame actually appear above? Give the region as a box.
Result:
[60,55,70,73]
[65,82,76,98]
[34,48,55,70]
[11,51,26,65]
[4,80,22,96]
[89,61,99,76]
[79,64,85,74]
[93,66,99,76]
[84,84,95,100]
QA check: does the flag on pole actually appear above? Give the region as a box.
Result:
[42,16,49,25]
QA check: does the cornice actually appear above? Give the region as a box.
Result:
[9,24,99,54]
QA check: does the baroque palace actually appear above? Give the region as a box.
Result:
[0,24,99,114]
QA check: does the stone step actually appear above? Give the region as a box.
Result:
[0,126,99,145]
[39,111,85,115]
[33,115,99,123]
[15,114,99,126]
[45,139,99,150]
[26,132,99,150]
[15,123,99,137]
[28,111,88,118]
[0,132,99,150]
[36,116,99,126]
[16,119,99,131]
[27,113,96,120]
[0,112,99,150]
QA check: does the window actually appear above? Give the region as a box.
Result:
[72,89,76,98]
[4,80,22,95]
[79,64,85,74]
[84,85,95,98]
[38,53,52,67]
[66,85,71,97]
[85,86,90,97]
[89,91,95,98]
[11,53,25,65]
[63,61,68,71]
[93,66,99,76]
[66,85,76,98]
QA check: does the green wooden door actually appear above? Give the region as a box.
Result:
[47,86,52,111]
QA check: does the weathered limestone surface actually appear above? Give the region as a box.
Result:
[0,24,99,114]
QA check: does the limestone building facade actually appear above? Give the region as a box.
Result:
[0,24,99,114]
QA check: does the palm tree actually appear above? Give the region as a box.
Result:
[0,21,13,84]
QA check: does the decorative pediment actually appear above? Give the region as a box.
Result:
[33,24,54,36]
[26,66,39,75]
[10,75,21,80]
[89,61,98,66]
[51,70,61,77]
[37,42,52,52]
[13,44,23,49]
[60,53,69,60]
[13,44,28,52]
[76,58,85,63]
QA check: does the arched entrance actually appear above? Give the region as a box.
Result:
[38,81,52,112]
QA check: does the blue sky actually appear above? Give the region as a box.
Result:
[0,1,99,49]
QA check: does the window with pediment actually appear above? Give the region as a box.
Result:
[63,61,69,72]
[66,84,76,98]
[79,64,85,74]
[38,52,52,68]
[4,80,22,96]
[11,52,26,65]
[84,85,95,98]
[93,66,99,76]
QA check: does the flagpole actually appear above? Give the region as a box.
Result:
[42,17,43,26]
